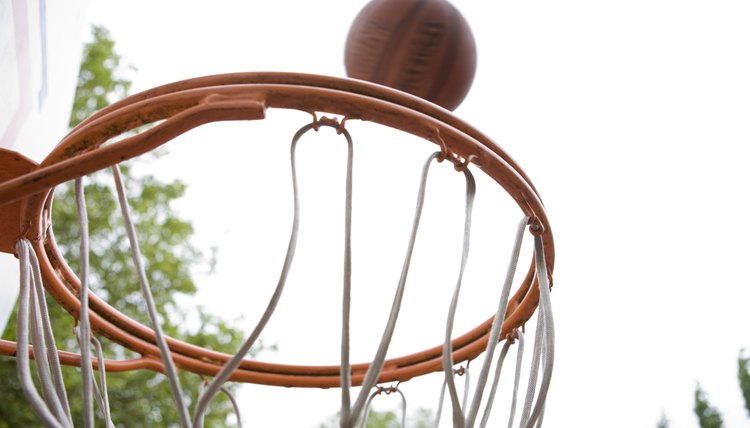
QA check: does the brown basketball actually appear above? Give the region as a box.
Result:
[344,0,477,111]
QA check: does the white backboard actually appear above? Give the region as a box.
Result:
[0,0,89,332]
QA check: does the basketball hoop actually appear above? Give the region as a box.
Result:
[0,72,555,427]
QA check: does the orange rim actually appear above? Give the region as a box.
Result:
[0,72,554,387]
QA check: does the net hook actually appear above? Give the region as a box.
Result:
[310,113,349,134]
[431,129,477,172]
[310,111,321,131]
[374,384,400,396]
[431,130,449,163]
[453,154,478,172]
[453,365,467,377]
[528,217,545,236]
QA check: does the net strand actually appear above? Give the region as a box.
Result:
[192,122,315,427]
[196,380,208,428]
[26,240,73,426]
[219,386,243,428]
[518,235,554,428]
[75,178,96,428]
[478,331,526,428]
[399,389,408,427]
[28,252,70,425]
[478,340,511,427]
[89,336,114,428]
[506,332,526,428]
[525,235,555,427]
[535,403,546,428]
[462,364,472,411]
[519,299,544,426]
[342,151,443,427]
[441,163,476,428]
[466,216,528,427]
[15,240,66,428]
[335,124,355,425]
[359,391,380,428]
[73,328,114,427]
[434,377,448,427]
[111,165,192,428]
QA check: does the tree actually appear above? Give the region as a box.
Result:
[658,349,750,428]
[0,25,248,427]
[68,25,131,128]
[694,384,724,428]
[740,350,750,417]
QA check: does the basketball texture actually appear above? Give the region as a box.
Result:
[344,0,477,111]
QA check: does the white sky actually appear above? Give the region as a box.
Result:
[52,0,750,426]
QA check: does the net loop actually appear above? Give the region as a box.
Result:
[359,384,407,428]
[440,159,476,428]
[74,178,97,428]
[195,120,353,427]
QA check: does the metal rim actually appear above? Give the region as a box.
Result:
[0,72,554,388]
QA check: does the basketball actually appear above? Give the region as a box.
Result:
[344,0,477,111]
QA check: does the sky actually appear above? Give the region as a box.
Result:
[10,0,750,426]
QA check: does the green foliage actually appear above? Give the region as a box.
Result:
[69,25,132,128]
[410,407,434,428]
[0,24,250,427]
[661,348,750,427]
[694,384,724,428]
[363,410,400,428]
[740,350,750,417]
[318,408,433,428]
